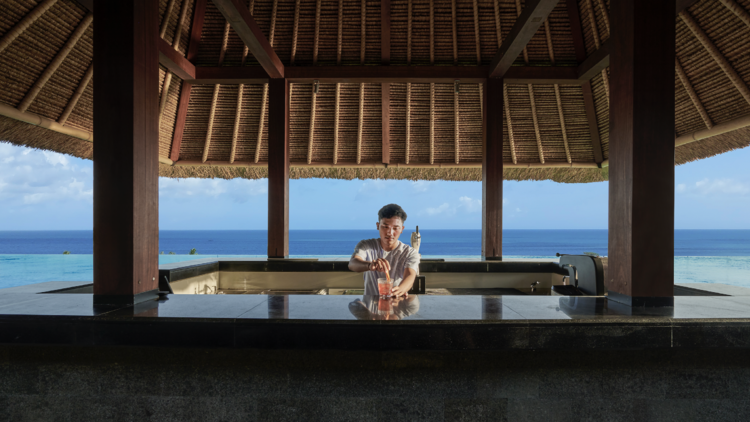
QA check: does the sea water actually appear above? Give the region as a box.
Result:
[1,230,749,290]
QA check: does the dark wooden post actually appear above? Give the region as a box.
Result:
[268,78,290,258]
[93,0,159,305]
[482,78,503,260]
[608,0,675,306]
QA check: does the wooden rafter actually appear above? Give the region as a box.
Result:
[357,83,365,164]
[202,84,221,163]
[719,0,750,28]
[230,84,244,163]
[255,83,268,163]
[676,0,700,14]
[188,0,208,62]
[58,63,93,126]
[169,81,191,162]
[160,0,178,38]
[489,0,558,78]
[493,0,502,48]
[514,0,529,64]
[584,0,609,103]
[454,82,460,164]
[503,84,517,164]
[430,0,434,65]
[528,85,544,164]
[333,83,340,164]
[308,83,318,164]
[429,83,435,165]
[382,83,390,164]
[0,0,57,55]
[675,57,713,129]
[337,0,344,64]
[576,39,609,81]
[382,0,390,164]
[213,0,284,78]
[554,85,572,163]
[596,0,610,34]
[159,0,191,127]
[680,10,750,105]
[159,38,196,80]
[18,13,92,113]
[313,0,322,65]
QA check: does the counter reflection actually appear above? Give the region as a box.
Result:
[349,296,420,320]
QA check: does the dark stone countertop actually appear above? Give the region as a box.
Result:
[1,281,750,351]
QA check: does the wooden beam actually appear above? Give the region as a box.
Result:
[188,0,208,62]
[382,83,390,164]
[504,84,517,164]
[608,0,675,307]
[566,0,587,62]
[93,0,159,305]
[173,159,601,169]
[307,83,317,164]
[212,0,284,78]
[488,0,559,78]
[170,81,192,162]
[291,0,300,64]
[676,57,713,129]
[504,66,578,84]
[429,83,434,164]
[357,83,365,164]
[158,37,196,80]
[577,39,609,81]
[333,83,340,164]
[230,84,244,163]
[287,66,488,83]
[482,78,503,260]
[78,0,93,12]
[268,78,289,258]
[406,83,411,163]
[581,82,603,163]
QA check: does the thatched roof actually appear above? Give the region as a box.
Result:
[0,0,749,183]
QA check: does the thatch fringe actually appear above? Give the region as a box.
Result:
[0,117,92,160]
[158,162,609,184]
[676,126,750,165]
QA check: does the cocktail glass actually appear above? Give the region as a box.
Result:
[377,277,393,297]
[377,298,392,318]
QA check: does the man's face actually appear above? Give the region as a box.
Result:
[376,216,404,248]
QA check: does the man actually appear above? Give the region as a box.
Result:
[348,204,420,296]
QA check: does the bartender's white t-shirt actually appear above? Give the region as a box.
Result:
[352,238,421,295]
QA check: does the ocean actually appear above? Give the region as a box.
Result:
[1,230,749,289]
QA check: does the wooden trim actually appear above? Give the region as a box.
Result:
[170,81,192,162]
[0,0,58,55]
[59,63,93,126]
[489,0,558,78]
[581,81,603,163]
[187,0,208,62]
[212,0,284,78]
[159,38,196,80]
[18,13,93,113]
[382,83,390,164]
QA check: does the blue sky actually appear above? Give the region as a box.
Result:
[1,141,749,230]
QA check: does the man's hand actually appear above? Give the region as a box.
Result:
[369,258,391,273]
[390,283,410,298]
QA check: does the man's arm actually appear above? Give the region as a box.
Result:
[390,267,417,297]
[348,255,391,273]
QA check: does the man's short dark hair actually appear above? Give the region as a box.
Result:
[378,204,407,222]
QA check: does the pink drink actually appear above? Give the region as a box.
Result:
[377,278,393,297]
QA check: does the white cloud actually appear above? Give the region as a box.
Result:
[0,143,93,206]
[459,196,482,212]
[411,180,434,193]
[423,203,453,216]
[678,178,750,196]
[159,178,267,203]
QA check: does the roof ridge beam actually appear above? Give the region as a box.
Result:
[489,0,558,78]
[212,0,284,78]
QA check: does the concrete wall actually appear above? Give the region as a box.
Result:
[1,345,748,421]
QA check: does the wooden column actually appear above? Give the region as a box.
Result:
[608,0,675,307]
[93,0,159,305]
[482,78,503,260]
[268,78,290,258]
